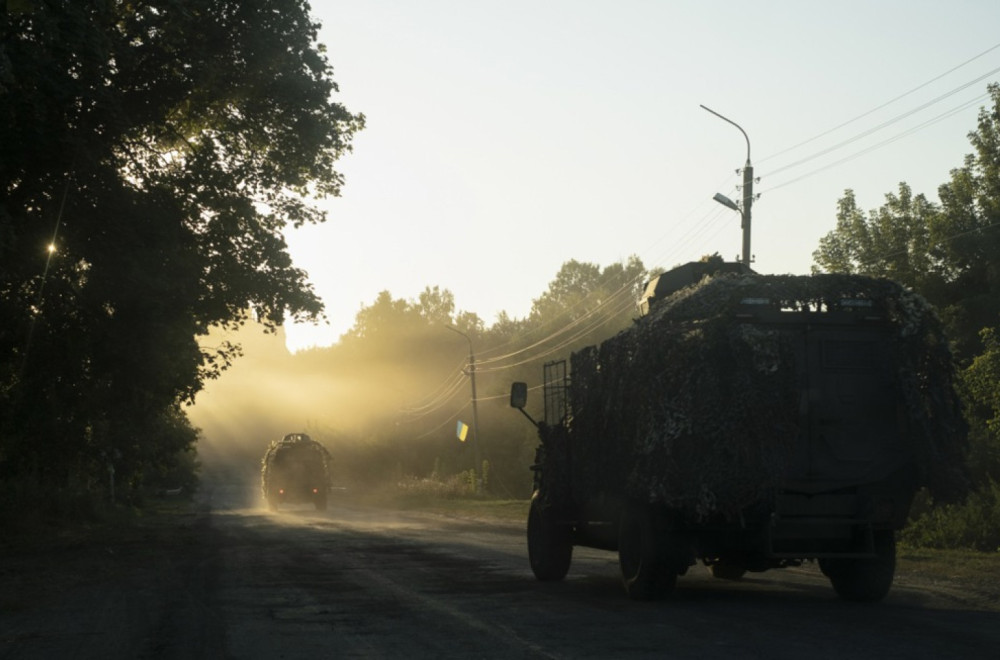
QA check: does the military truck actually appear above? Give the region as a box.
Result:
[510,263,967,602]
[261,433,332,511]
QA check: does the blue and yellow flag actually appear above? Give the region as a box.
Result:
[456,421,469,442]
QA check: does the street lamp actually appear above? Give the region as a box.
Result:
[701,104,754,267]
[712,192,740,213]
[445,325,482,493]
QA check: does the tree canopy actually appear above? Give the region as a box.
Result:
[0,1,362,499]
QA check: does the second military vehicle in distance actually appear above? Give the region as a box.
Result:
[260,433,332,511]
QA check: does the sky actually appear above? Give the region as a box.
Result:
[281,0,1000,352]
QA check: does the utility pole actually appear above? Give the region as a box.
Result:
[446,325,482,493]
[701,104,754,267]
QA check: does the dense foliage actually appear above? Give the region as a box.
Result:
[0,1,361,508]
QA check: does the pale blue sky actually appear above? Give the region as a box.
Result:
[283,0,1000,351]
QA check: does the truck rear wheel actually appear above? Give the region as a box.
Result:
[618,504,677,600]
[821,529,896,602]
[527,495,572,581]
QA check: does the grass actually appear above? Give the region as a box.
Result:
[406,497,531,523]
[345,485,531,523]
[896,543,1000,584]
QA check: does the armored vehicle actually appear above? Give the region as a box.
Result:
[511,264,966,601]
[261,433,332,511]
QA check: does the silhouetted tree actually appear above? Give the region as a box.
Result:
[0,1,362,501]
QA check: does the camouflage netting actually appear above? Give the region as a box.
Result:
[260,434,333,498]
[551,273,968,521]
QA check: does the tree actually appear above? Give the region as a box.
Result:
[812,183,938,291]
[418,286,456,326]
[0,1,362,499]
[963,328,1000,483]
[930,83,1000,362]
[529,256,646,327]
[344,291,421,341]
[529,260,603,324]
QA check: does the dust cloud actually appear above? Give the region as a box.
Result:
[186,323,537,504]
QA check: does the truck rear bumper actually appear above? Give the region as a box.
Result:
[767,514,880,559]
[692,480,914,563]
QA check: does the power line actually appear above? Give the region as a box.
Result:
[470,182,744,371]
[470,187,744,374]
[761,92,990,194]
[398,373,468,419]
[398,357,468,414]
[411,403,467,440]
[471,258,644,361]
[764,69,1000,178]
[475,282,638,366]
[760,40,1000,163]
[475,293,639,373]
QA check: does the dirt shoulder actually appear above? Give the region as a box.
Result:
[894,545,1000,611]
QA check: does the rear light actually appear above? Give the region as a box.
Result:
[278,488,285,495]
[312,488,318,494]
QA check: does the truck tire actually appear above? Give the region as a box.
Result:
[821,530,896,602]
[527,495,572,581]
[618,504,676,600]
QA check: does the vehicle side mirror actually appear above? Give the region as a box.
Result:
[510,381,528,409]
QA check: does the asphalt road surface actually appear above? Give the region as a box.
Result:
[3,481,999,659]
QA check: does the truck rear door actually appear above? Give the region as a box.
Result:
[786,321,904,488]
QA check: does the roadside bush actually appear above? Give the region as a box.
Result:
[901,480,1000,552]
[396,471,478,499]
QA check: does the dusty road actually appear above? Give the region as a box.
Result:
[3,481,1000,659]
